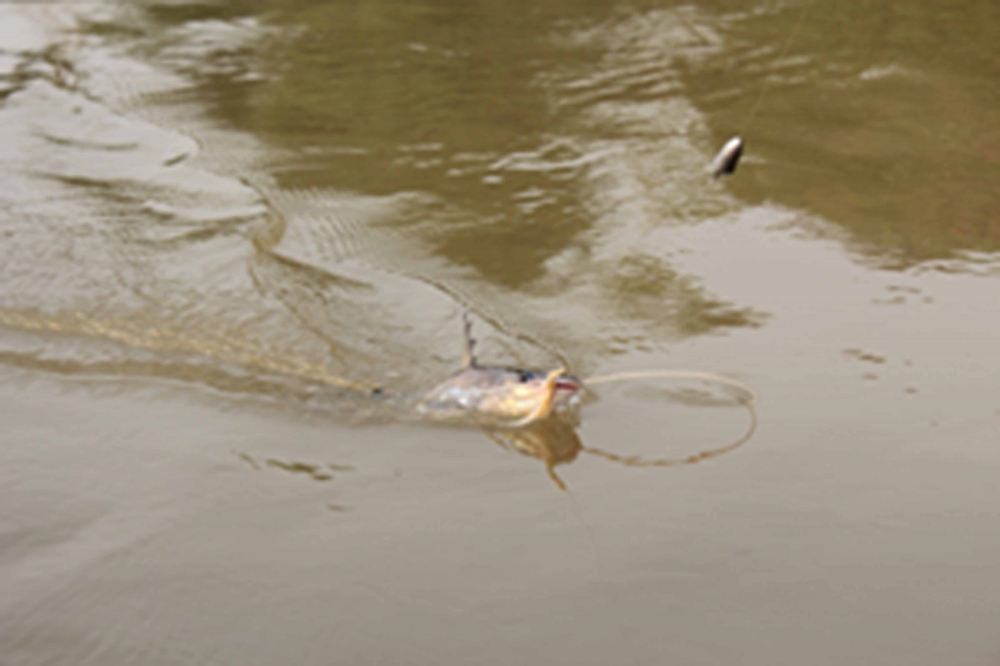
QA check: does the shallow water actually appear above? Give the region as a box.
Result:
[2,1,999,664]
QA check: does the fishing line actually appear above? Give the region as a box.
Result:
[578,368,758,467]
[584,368,756,403]
[710,0,814,177]
[740,0,814,134]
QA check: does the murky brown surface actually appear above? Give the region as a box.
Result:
[2,1,1000,663]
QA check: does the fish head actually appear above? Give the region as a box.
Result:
[495,368,582,414]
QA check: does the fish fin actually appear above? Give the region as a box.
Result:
[461,311,477,367]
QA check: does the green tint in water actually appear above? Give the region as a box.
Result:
[146,0,1000,268]
[685,0,1000,262]
[7,0,998,406]
[116,0,765,351]
[5,2,1000,665]
[143,0,617,286]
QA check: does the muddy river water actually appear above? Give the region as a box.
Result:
[2,1,999,664]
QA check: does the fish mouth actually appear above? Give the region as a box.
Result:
[554,376,582,393]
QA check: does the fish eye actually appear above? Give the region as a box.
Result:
[517,370,535,383]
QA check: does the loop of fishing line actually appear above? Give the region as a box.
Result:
[577,369,758,468]
[583,369,756,404]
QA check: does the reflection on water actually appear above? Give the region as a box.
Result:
[0,0,993,489]
[4,2,1000,664]
[0,0,770,412]
[0,0,993,469]
[227,388,754,492]
[121,0,764,336]
[487,390,755,490]
[487,418,585,491]
[686,0,1000,263]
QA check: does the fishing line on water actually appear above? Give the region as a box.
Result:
[578,369,758,467]
[584,368,756,403]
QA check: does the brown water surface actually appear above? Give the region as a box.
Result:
[2,1,1000,664]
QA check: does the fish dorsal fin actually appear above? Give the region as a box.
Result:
[461,311,477,368]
